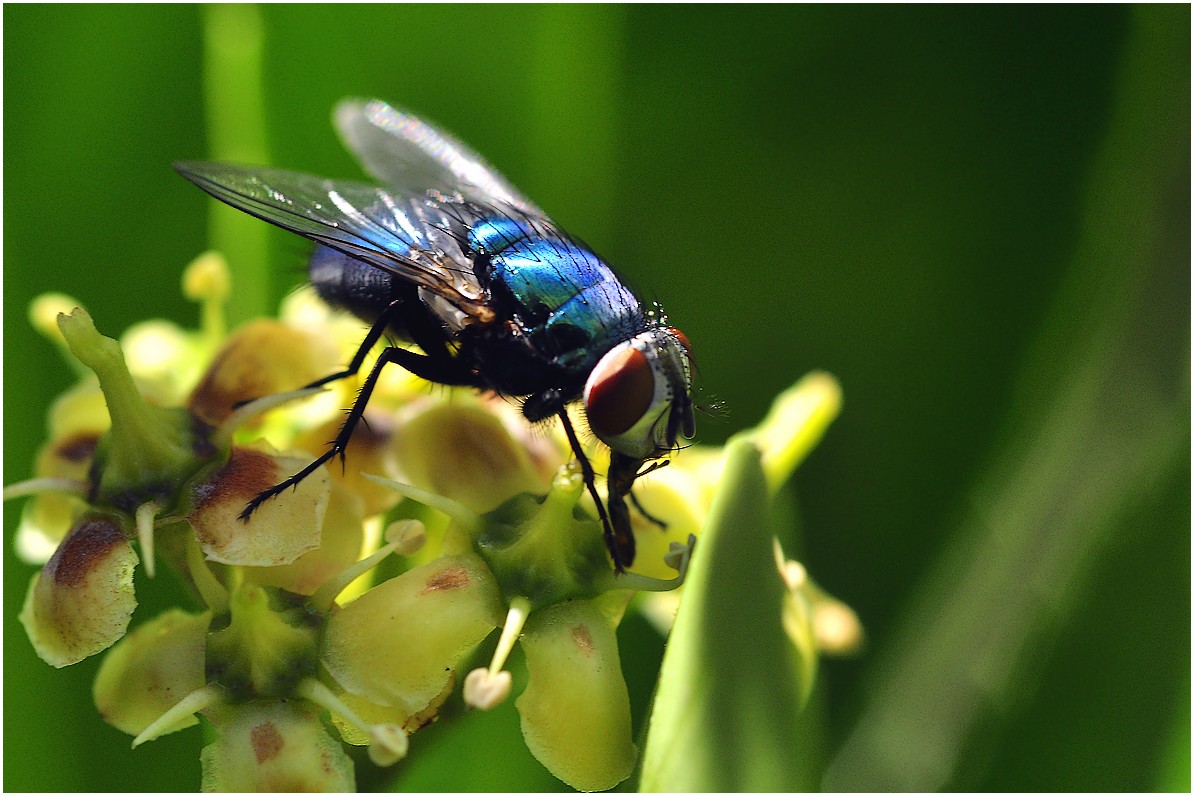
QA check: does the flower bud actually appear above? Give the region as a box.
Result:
[199,701,354,792]
[393,399,544,513]
[516,599,637,792]
[93,608,211,736]
[322,554,503,719]
[19,515,138,667]
[187,319,340,428]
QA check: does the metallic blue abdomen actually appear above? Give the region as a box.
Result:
[470,218,643,373]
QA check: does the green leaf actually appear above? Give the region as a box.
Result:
[638,437,817,791]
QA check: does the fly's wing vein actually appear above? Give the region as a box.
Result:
[174,161,492,320]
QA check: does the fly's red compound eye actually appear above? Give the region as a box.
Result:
[583,344,655,440]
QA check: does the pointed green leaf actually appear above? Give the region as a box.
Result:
[639,437,817,791]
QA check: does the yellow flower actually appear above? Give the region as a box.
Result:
[6,249,855,793]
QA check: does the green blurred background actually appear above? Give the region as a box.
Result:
[4,4,1188,791]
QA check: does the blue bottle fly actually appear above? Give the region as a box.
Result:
[176,99,695,572]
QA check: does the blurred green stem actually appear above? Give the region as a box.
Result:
[527,5,623,246]
[1155,680,1191,791]
[823,7,1189,791]
[201,3,271,323]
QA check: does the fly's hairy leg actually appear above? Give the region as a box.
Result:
[302,299,406,390]
[239,342,475,520]
[558,410,634,573]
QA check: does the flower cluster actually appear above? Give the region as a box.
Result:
[7,252,858,791]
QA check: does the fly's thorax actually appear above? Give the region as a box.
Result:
[468,216,535,256]
[485,233,645,374]
[583,327,695,460]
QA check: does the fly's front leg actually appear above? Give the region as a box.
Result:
[240,343,474,520]
[557,410,635,573]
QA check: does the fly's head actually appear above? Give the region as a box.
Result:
[583,327,695,466]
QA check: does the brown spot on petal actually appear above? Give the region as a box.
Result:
[250,721,284,763]
[188,447,327,567]
[22,515,137,667]
[421,567,471,594]
[53,433,100,463]
[192,448,277,512]
[44,517,127,588]
[570,624,595,656]
[188,347,244,426]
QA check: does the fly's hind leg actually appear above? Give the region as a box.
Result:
[239,342,475,520]
[302,299,407,391]
[229,299,406,420]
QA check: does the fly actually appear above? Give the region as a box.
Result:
[175,98,696,573]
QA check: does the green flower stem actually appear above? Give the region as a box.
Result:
[488,596,531,677]
[463,596,531,710]
[363,475,481,531]
[181,251,231,348]
[186,536,229,614]
[211,387,325,450]
[57,309,197,500]
[135,502,160,578]
[296,678,408,766]
[2,477,87,501]
[309,520,425,613]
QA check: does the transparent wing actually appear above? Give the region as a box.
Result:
[334,98,548,218]
[174,160,494,318]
